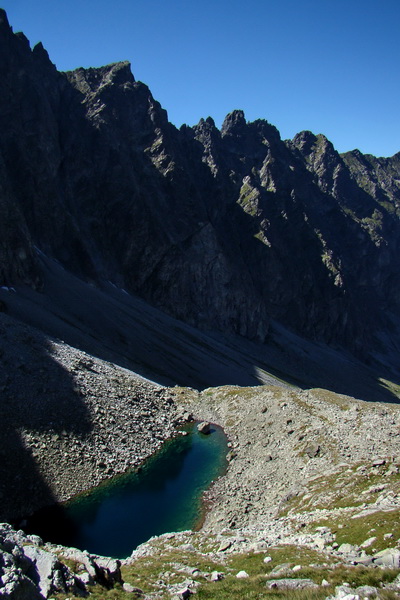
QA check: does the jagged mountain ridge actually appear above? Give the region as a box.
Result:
[1,8,400,369]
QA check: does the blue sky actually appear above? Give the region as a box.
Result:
[2,0,399,157]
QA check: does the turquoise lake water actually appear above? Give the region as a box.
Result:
[25,423,228,558]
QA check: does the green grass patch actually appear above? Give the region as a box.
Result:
[121,547,225,595]
[196,577,326,600]
[53,584,129,600]
[237,183,260,216]
[280,461,400,515]
[312,508,400,552]
[51,541,400,599]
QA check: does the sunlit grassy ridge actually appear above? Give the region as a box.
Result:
[53,536,400,599]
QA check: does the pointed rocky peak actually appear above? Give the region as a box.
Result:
[314,133,335,153]
[32,42,57,70]
[193,115,221,147]
[195,116,217,133]
[341,148,369,167]
[221,109,246,137]
[102,60,135,86]
[292,131,340,172]
[0,10,34,64]
[345,148,363,158]
[291,130,318,154]
[251,118,281,146]
[65,61,135,95]
[15,32,30,50]
[0,8,11,32]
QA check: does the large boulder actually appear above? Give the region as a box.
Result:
[0,550,42,600]
[267,578,318,589]
[373,547,400,568]
[197,422,211,434]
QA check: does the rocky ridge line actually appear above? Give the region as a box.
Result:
[0,8,399,368]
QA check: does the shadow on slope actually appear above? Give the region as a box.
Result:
[0,255,274,389]
[249,321,400,404]
[0,313,92,521]
[1,254,399,404]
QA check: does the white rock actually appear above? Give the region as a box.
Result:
[263,556,272,564]
[360,537,376,548]
[197,421,211,434]
[210,571,224,581]
[337,543,359,554]
[23,545,59,597]
[236,570,249,579]
[373,547,400,567]
[217,541,232,552]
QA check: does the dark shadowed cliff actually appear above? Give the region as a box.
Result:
[1,8,400,375]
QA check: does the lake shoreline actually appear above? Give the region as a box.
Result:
[21,421,229,558]
[0,318,186,523]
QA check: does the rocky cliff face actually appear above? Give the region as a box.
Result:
[1,8,400,366]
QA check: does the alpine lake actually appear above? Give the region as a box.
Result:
[25,422,228,558]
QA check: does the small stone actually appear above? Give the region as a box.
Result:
[176,587,191,600]
[210,571,224,581]
[355,585,379,598]
[267,578,318,590]
[373,548,400,567]
[337,543,359,555]
[292,565,301,572]
[248,541,268,553]
[197,421,211,434]
[76,571,93,586]
[360,537,377,548]
[226,450,237,461]
[372,458,386,467]
[305,443,320,458]
[179,543,196,552]
[270,563,292,576]
[263,556,272,564]
[236,570,249,579]
[217,541,232,552]
[123,582,143,594]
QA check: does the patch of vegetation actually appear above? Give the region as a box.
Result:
[313,508,400,552]
[264,545,331,568]
[254,230,272,247]
[280,461,400,515]
[297,563,399,588]
[121,544,225,590]
[196,577,326,600]
[51,540,400,599]
[238,183,259,216]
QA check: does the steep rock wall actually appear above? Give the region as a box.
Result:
[1,9,400,359]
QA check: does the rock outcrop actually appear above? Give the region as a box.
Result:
[0,9,399,371]
[0,523,125,598]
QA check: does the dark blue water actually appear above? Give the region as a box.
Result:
[25,423,228,558]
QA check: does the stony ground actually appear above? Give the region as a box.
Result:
[3,314,400,598]
[0,313,182,521]
[174,385,400,535]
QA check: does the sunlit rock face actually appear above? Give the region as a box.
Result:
[1,8,400,358]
